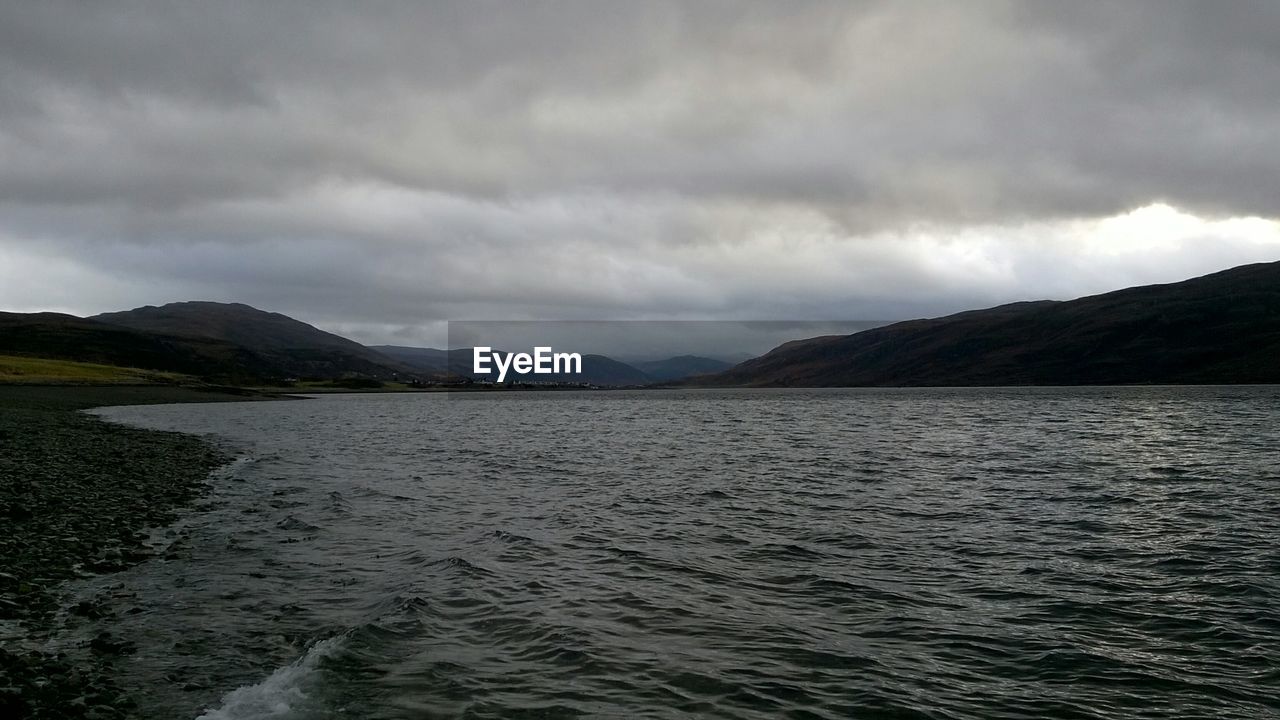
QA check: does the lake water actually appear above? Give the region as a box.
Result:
[88,388,1280,719]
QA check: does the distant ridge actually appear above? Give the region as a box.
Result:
[632,355,732,381]
[368,345,451,373]
[90,302,411,381]
[696,261,1280,387]
[7,262,1277,388]
[94,302,373,356]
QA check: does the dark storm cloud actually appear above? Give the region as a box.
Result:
[1,1,1278,343]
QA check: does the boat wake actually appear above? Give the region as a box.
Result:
[195,635,345,720]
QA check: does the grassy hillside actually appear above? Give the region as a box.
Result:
[0,355,189,385]
[1,304,415,383]
[700,261,1280,387]
[0,311,276,381]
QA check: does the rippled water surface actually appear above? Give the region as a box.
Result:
[89,388,1280,719]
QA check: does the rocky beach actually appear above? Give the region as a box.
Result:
[0,386,277,719]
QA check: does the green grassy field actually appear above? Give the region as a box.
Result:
[0,354,190,385]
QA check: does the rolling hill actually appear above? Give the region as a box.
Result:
[697,261,1280,387]
[0,311,279,381]
[1,303,414,383]
[91,302,412,380]
[9,261,1276,388]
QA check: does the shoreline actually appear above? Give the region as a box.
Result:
[0,385,286,719]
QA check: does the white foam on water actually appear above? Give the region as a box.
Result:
[195,636,343,720]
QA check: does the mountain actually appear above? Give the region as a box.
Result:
[632,355,732,381]
[93,302,383,361]
[370,345,653,385]
[697,261,1280,387]
[90,302,411,380]
[542,354,650,386]
[0,311,281,381]
[368,345,451,373]
[1,303,415,382]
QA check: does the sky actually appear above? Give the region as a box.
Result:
[1,0,1278,347]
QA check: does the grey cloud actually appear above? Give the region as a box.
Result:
[1,1,1278,342]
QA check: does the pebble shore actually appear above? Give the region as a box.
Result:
[0,386,281,719]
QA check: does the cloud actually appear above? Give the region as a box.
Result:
[0,1,1277,343]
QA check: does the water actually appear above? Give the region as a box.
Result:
[85,387,1280,719]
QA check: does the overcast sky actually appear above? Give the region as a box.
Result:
[1,1,1278,346]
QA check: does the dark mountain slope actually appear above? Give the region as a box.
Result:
[92,302,410,380]
[93,302,378,357]
[0,312,277,380]
[700,261,1280,387]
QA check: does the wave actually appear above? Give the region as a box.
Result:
[194,635,344,720]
